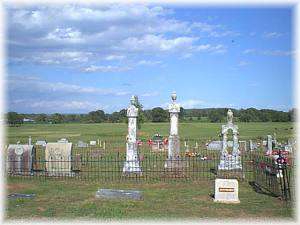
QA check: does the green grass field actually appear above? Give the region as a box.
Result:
[5,177,294,220]
[6,122,294,144]
[4,122,295,220]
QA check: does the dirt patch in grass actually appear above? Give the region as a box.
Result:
[7,183,35,192]
[192,194,211,202]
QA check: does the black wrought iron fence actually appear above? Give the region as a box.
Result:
[6,149,293,201]
[252,153,293,201]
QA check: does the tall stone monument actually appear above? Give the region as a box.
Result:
[123,96,142,174]
[266,135,273,155]
[164,92,187,170]
[218,109,242,171]
[167,91,180,159]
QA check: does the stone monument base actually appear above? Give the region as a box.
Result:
[217,169,244,180]
[214,178,240,204]
[46,171,75,177]
[218,155,242,170]
[168,135,180,158]
[164,158,188,178]
[164,158,188,170]
[123,160,142,175]
[164,159,188,178]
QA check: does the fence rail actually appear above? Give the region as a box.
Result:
[6,149,293,201]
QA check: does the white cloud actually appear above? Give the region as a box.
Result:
[83,65,132,73]
[10,99,105,112]
[191,22,239,38]
[238,61,250,67]
[137,60,162,66]
[140,91,159,97]
[180,99,205,109]
[104,55,125,61]
[11,51,93,65]
[7,75,130,96]
[7,4,232,66]
[262,32,283,39]
[119,34,198,52]
[243,49,293,56]
[261,50,294,56]
[44,27,84,43]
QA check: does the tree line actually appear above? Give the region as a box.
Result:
[6,107,295,126]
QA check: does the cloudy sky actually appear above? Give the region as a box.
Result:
[5,3,293,113]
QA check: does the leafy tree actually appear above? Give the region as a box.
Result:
[133,95,145,129]
[151,107,168,122]
[7,112,23,126]
[51,113,64,124]
[208,110,223,122]
[36,114,48,123]
[87,110,106,123]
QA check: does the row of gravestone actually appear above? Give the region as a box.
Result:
[6,142,73,175]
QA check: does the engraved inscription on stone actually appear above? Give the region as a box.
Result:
[45,142,72,176]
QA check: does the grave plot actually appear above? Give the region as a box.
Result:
[6,144,35,175]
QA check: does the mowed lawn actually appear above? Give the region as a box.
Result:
[4,122,295,220]
[5,122,295,144]
[5,177,294,220]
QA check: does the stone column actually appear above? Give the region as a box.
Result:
[167,92,180,159]
[249,140,253,151]
[232,132,239,155]
[266,135,272,155]
[123,96,142,174]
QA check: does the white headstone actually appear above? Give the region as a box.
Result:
[123,96,142,174]
[90,140,96,146]
[266,135,273,155]
[167,91,180,159]
[45,142,73,176]
[218,110,242,170]
[214,178,240,203]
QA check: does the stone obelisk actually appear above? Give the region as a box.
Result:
[123,96,142,174]
[165,92,182,169]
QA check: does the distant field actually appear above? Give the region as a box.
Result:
[5,122,295,145]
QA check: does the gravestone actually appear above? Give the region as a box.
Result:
[123,96,142,174]
[35,140,47,147]
[266,135,273,155]
[239,141,247,153]
[218,110,242,171]
[164,92,187,170]
[45,142,73,176]
[6,144,35,174]
[207,141,222,151]
[249,140,258,151]
[77,140,88,148]
[57,138,68,143]
[214,178,240,203]
[90,149,103,157]
[90,140,97,146]
[96,189,142,200]
[72,154,82,171]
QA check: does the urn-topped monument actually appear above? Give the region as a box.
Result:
[168,91,180,159]
[123,96,142,174]
[218,109,242,171]
[164,92,187,170]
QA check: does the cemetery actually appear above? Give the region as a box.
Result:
[4,93,295,219]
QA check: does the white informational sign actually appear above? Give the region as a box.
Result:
[214,178,240,203]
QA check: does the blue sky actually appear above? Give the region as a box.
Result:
[5,4,293,113]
